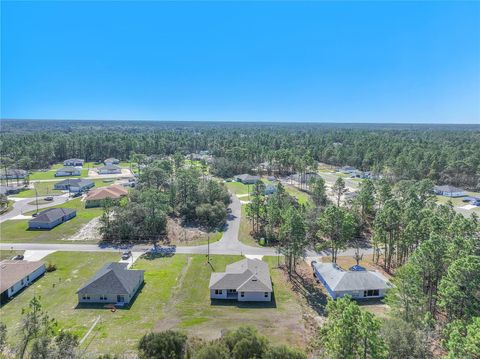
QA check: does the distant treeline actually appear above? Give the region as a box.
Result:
[1,120,479,189]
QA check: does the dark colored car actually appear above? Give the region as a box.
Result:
[12,254,24,260]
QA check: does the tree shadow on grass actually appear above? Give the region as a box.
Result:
[289,270,327,316]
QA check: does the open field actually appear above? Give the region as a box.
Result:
[10,181,63,198]
[239,204,259,247]
[0,252,311,356]
[283,184,311,205]
[169,231,222,247]
[0,198,102,243]
[225,181,252,195]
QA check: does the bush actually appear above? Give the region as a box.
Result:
[138,331,187,359]
[193,343,229,359]
[264,345,307,359]
[46,263,57,272]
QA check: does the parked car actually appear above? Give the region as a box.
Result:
[72,192,82,198]
[12,254,24,260]
[121,251,132,260]
[44,196,54,201]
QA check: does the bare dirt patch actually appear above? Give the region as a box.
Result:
[65,217,101,241]
[166,217,209,245]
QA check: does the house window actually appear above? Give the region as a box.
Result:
[363,289,379,297]
[21,279,24,285]
[240,292,244,297]
[214,289,222,295]
[227,289,236,293]
[100,295,107,301]
[264,292,269,298]
[82,295,90,300]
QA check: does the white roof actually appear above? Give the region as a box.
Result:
[314,262,391,292]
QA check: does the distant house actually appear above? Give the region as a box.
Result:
[0,260,46,303]
[0,185,21,195]
[339,166,357,174]
[77,262,144,305]
[97,165,122,175]
[209,258,272,302]
[313,262,391,300]
[28,208,77,230]
[85,185,128,208]
[55,167,81,177]
[235,174,260,184]
[434,185,466,198]
[0,169,28,180]
[104,158,120,166]
[63,159,84,167]
[54,179,94,193]
[264,184,277,195]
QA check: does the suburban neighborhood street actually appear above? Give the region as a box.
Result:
[0,194,71,223]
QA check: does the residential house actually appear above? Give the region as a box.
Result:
[339,166,357,174]
[104,158,120,166]
[54,178,94,193]
[97,165,122,175]
[55,167,81,177]
[0,260,46,304]
[77,262,144,305]
[85,185,128,208]
[313,262,391,300]
[209,258,272,302]
[0,169,28,180]
[28,208,77,230]
[63,159,84,167]
[434,185,466,198]
[235,174,261,184]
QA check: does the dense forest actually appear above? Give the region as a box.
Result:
[1,120,479,189]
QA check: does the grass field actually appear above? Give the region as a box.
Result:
[283,184,311,205]
[169,231,222,247]
[225,182,252,195]
[238,204,260,247]
[0,198,102,243]
[11,181,63,198]
[0,253,308,356]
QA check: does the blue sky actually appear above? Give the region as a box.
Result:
[1,1,479,124]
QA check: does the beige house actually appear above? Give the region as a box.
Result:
[85,185,128,208]
[209,258,272,302]
[1,260,46,304]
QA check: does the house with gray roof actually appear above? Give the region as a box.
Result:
[28,208,76,230]
[77,262,144,305]
[97,165,122,175]
[55,167,81,177]
[1,260,46,304]
[313,262,391,300]
[434,185,466,198]
[0,169,28,180]
[63,159,84,167]
[54,178,94,193]
[104,158,120,166]
[209,258,272,302]
[235,174,260,184]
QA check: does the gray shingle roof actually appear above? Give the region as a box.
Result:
[434,185,464,193]
[235,174,260,182]
[98,165,121,171]
[314,262,391,292]
[30,208,76,224]
[56,179,93,187]
[77,262,144,295]
[57,167,79,173]
[209,258,272,292]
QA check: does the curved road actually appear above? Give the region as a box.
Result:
[0,194,71,223]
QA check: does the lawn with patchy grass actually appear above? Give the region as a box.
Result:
[283,184,311,205]
[0,249,24,260]
[169,231,222,247]
[225,182,252,195]
[0,253,310,356]
[238,204,259,247]
[11,181,63,198]
[0,198,102,243]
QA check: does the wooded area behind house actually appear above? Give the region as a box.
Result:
[1,120,479,190]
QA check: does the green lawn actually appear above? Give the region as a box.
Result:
[0,252,307,356]
[283,184,311,205]
[10,181,63,198]
[238,204,260,247]
[29,169,89,180]
[0,249,24,260]
[225,182,252,195]
[0,198,102,243]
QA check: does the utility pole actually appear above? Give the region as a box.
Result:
[34,188,39,214]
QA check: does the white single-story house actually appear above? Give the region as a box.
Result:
[104,158,120,166]
[77,262,144,305]
[235,174,261,184]
[97,165,122,175]
[55,167,81,177]
[0,169,28,180]
[434,185,466,198]
[0,260,46,304]
[63,159,84,167]
[54,178,94,192]
[313,262,391,300]
[209,258,272,302]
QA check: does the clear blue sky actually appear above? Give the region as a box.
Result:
[1,1,479,124]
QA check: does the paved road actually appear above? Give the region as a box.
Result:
[0,194,71,223]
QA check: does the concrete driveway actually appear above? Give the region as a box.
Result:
[0,194,71,223]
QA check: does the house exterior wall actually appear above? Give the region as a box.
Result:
[78,276,143,304]
[55,170,80,177]
[6,265,46,298]
[238,291,271,302]
[333,289,387,299]
[28,212,76,229]
[210,289,228,299]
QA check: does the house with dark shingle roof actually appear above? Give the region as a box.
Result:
[104,158,120,166]
[0,260,46,304]
[54,179,94,193]
[28,208,77,230]
[63,159,84,167]
[313,262,391,300]
[55,167,81,177]
[0,169,28,180]
[77,262,144,305]
[434,185,466,198]
[209,258,272,302]
[97,165,122,175]
[235,174,260,184]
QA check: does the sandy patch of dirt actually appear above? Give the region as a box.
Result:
[65,217,101,241]
[166,218,208,245]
